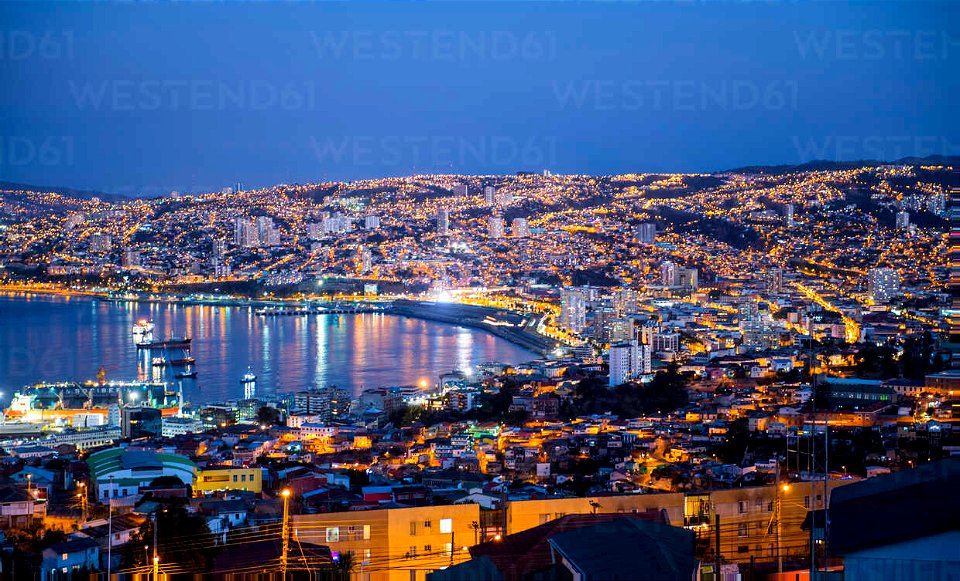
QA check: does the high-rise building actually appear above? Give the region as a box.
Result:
[122,248,141,268]
[868,268,901,304]
[496,189,514,206]
[453,184,468,197]
[484,186,495,206]
[608,340,648,386]
[785,204,796,228]
[322,213,352,235]
[256,216,281,247]
[613,289,638,316]
[511,217,529,238]
[293,387,351,422]
[635,223,657,244]
[677,268,699,290]
[767,268,784,294]
[559,287,587,333]
[661,261,678,286]
[90,232,113,253]
[358,245,372,274]
[608,318,634,343]
[437,208,450,234]
[365,215,381,230]
[895,210,910,230]
[488,215,505,239]
[235,218,259,247]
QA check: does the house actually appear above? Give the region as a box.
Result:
[40,537,99,581]
[548,518,698,581]
[0,485,46,527]
[829,458,960,581]
[426,513,674,581]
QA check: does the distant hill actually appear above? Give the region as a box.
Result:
[0,181,129,202]
[723,155,960,176]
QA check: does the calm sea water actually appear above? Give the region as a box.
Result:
[0,293,535,404]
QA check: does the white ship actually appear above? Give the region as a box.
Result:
[132,319,155,345]
[241,369,257,400]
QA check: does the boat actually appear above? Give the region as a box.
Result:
[240,369,257,400]
[152,357,166,367]
[174,370,197,379]
[4,380,181,424]
[132,319,156,345]
[136,337,192,350]
[169,357,196,367]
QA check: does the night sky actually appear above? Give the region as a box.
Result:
[1,1,956,195]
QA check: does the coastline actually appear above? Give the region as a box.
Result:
[0,285,556,356]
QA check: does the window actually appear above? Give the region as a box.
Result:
[767,502,773,512]
[738,501,747,514]
[738,523,748,537]
[424,545,432,553]
[325,527,340,543]
[423,520,432,529]
[756,522,764,531]
[241,474,246,482]
[444,543,453,556]
[539,513,550,524]
[410,522,417,536]
[439,519,453,534]
[755,499,763,510]
[363,525,371,540]
[737,545,749,554]
[408,547,417,558]
[233,475,238,482]
[803,496,811,509]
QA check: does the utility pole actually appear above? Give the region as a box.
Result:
[153,512,159,581]
[107,475,114,580]
[449,531,455,567]
[714,513,721,581]
[78,482,87,522]
[775,458,782,574]
[281,489,291,579]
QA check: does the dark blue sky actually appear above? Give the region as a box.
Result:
[1,1,957,195]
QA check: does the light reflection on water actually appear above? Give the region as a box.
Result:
[0,293,535,403]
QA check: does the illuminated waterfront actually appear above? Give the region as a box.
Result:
[0,293,535,404]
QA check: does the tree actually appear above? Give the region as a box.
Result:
[257,406,282,426]
[127,501,216,572]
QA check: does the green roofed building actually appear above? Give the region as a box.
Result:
[87,447,196,502]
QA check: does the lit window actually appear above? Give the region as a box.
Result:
[326,527,340,543]
[439,519,453,534]
[363,525,371,540]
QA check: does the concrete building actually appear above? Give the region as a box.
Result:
[868,268,901,304]
[436,208,449,235]
[488,215,504,239]
[87,447,196,501]
[559,287,587,333]
[511,217,529,238]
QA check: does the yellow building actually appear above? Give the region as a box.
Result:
[291,481,850,581]
[293,504,481,581]
[194,466,263,494]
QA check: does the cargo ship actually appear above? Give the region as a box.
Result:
[136,337,192,350]
[4,380,182,425]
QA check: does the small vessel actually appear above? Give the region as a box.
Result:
[175,370,197,379]
[240,368,257,400]
[169,357,196,367]
[136,337,192,350]
[132,320,156,345]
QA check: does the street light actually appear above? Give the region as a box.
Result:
[281,489,291,579]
